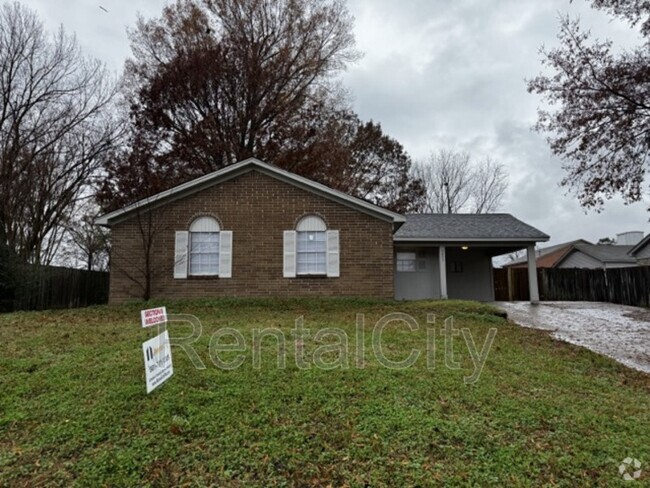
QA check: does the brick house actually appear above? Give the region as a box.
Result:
[97,158,548,303]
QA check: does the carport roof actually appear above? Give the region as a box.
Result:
[394,214,549,243]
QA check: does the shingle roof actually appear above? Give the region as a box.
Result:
[629,234,650,257]
[571,242,637,264]
[96,158,405,226]
[505,239,588,266]
[394,214,549,242]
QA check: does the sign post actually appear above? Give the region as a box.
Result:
[140,306,173,393]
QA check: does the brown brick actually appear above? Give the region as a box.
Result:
[109,171,394,303]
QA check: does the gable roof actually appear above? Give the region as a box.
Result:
[96,158,406,226]
[558,242,637,266]
[504,239,588,267]
[629,233,650,257]
[393,214,549,243]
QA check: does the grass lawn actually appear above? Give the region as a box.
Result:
[1,298,649,486]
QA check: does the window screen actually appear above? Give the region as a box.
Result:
[296,231,327,275]
[189,217,220,276]
[189,232,220,276]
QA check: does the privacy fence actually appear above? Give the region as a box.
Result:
[0,265,109,313]
[494,267,650,307]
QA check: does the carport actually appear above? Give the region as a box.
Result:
[393,214,549,303]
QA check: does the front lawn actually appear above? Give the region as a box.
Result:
[0,298,648,486]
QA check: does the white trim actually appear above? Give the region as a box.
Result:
[439,246,448,300]
[297,215,327,232]
[326,230,340,278]
[190,216,220,232]
[394,237,550,243]
[219,231,233,278]
[283,231,297,278]
[96,158,405,226]
[174,231,189,279]
[527,244,540,304]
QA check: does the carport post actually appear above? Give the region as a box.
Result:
[439,246,448,299]
[527,244,540,304]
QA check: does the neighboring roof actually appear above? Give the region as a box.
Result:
[504,239,588,267]
[629,234,650,257]
[393,214,549,243]
[96,158,405,226]
[561,242,637,265]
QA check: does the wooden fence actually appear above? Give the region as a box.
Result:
[494,267,650,307]
[1,266,109,312]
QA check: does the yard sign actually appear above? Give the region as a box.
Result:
[141,306,167,328]
[140,306,172,394]
[142,330,174,394]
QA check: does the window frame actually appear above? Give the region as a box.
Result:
[296,216,328,277]
[188,217,220,277]
[396,252,417,273]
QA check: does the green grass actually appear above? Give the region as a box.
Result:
[0,298,648,487]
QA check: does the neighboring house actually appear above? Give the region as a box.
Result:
[505,232,646,270]
[97,158,549,303]
[504,240,588,269]
[559,241,638,269]
[629,234,650,266]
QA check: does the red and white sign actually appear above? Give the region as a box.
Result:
[140,307,167,328]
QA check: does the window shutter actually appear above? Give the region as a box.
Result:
[283,231,297,278]
[219,231,233,278]
[326,230,340,278]
[174,231,189,279]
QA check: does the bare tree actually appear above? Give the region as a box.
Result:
[0,1,118,264]
[506,249,526,264]
[107,205,173,301]
[413,150,473,213]
[59,202,110,271]
[0,225,17,311]
[413,150,508,214]
[413,150,508,213]
[471,157,508,213]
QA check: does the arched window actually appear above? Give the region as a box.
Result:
[295,215,327,275]
[189,216,220,276]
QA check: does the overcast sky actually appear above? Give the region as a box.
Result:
[21,0,650,246]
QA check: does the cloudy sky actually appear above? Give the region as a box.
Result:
[22,0,650,246]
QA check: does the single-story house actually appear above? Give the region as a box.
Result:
[505,232,645,270]
[97,158,549,303]
[503,240,587,269]
[629,234,650,266]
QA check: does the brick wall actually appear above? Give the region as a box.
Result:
[109,170,395,303]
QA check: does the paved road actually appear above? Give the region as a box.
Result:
[494,301,650,374]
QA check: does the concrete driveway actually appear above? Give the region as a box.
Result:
[494,301,650,374]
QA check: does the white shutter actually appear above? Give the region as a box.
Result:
[219,231,233,278]
[283,231,297,278]
[326,230,340,278]
[174,231,189,279]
